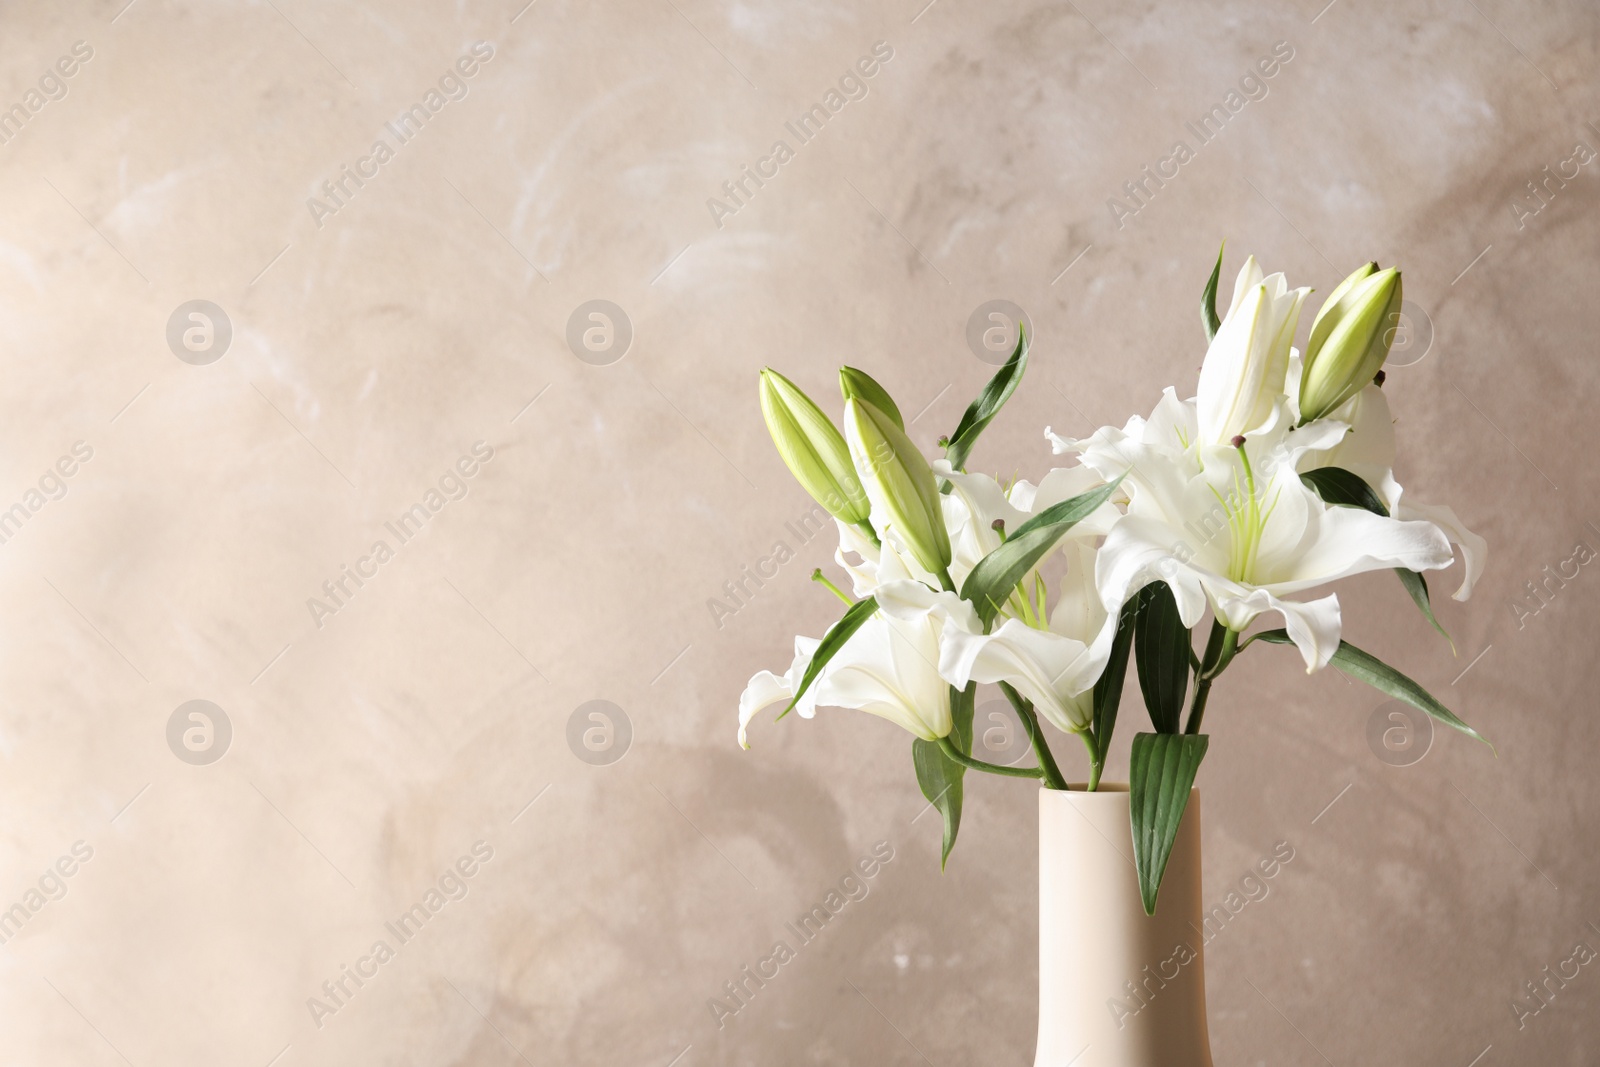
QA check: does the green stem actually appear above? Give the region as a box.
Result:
[937,735,1045,779]
[854,519,882,549]
[1082,731,1102,791]
[810,568,852,605]
[1000,682,1067,791]
[938,566,957,593]
[1184,621,1239,735]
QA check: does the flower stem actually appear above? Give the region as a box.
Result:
[810,568,853,605]
[936,735,1045,779]
[1000,682,1067,791]
[1082,731,1102,791]
[1185,620,1239,735]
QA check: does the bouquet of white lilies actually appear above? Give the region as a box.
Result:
[739,248,1487,913]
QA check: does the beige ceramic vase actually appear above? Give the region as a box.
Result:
[1034,785,1213,1067]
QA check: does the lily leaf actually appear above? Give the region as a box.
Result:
[913,681,975,870]
[777,595,876,719]
[1252,630,1490,748]
[1300,466,1453,648]
[1300,466,1388,515]
[944,325,1028,474]
[1092,596,1139,766]
[1134,582,1190,734]
[1201,242,1225,344]
[960,478,1122,626]
[1395,568,1454,652]
[1129,732,1209,915]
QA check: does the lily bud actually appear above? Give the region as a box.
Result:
[758,369,872,525]
[1299,265,1402,422]
[1195,256,1311,446]
[843,396,953,579]
[839,366,904,428]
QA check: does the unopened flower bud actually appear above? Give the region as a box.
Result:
[759,369,871,525]
[839,366,903,429]
[843,397,952,578]
[1299,264,1403,422]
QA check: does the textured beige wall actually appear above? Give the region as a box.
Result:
[1,0,1597,1063]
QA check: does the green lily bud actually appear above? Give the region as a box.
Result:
[843,396,952,580]
[758,369,872,525]
[839,366,903,429]
[1299,265,1402,422]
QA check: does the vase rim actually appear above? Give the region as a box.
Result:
[1039,783,1201,800]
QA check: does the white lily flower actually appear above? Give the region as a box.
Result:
[1051,384,1344,514]
[1296,382,1487,600]
[1094,432,1457,671]
[816,599,961,741]
[1195,256,1311,447]
[876,526,1117,734]
[737,593,967,746]
[737,635,822,749]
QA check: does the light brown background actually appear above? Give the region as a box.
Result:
[1,0,1596,1063]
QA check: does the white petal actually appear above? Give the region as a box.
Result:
[1210,587,1342,672]
[738,635,821,748]
[1395,498,1487,600]
[1269,504,1453,591]
[816,612,951,740]
[1094,515,1212,626]
[943,619,1102,732]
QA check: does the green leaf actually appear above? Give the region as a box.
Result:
[1129,732,1209,915]
[1134,582,1190,734]
[839,366,904,430]
[913,682,975,870]
[1252,630,1490,748]
[777,595,877,719]
[1301,467,1453,648]
[1300,466,1389,515]
[1092,596,1139,766]
[1201,242,1225,344]
[1395,568,1454,652]
[944,324,1028,474]
[958,478,1122,626]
